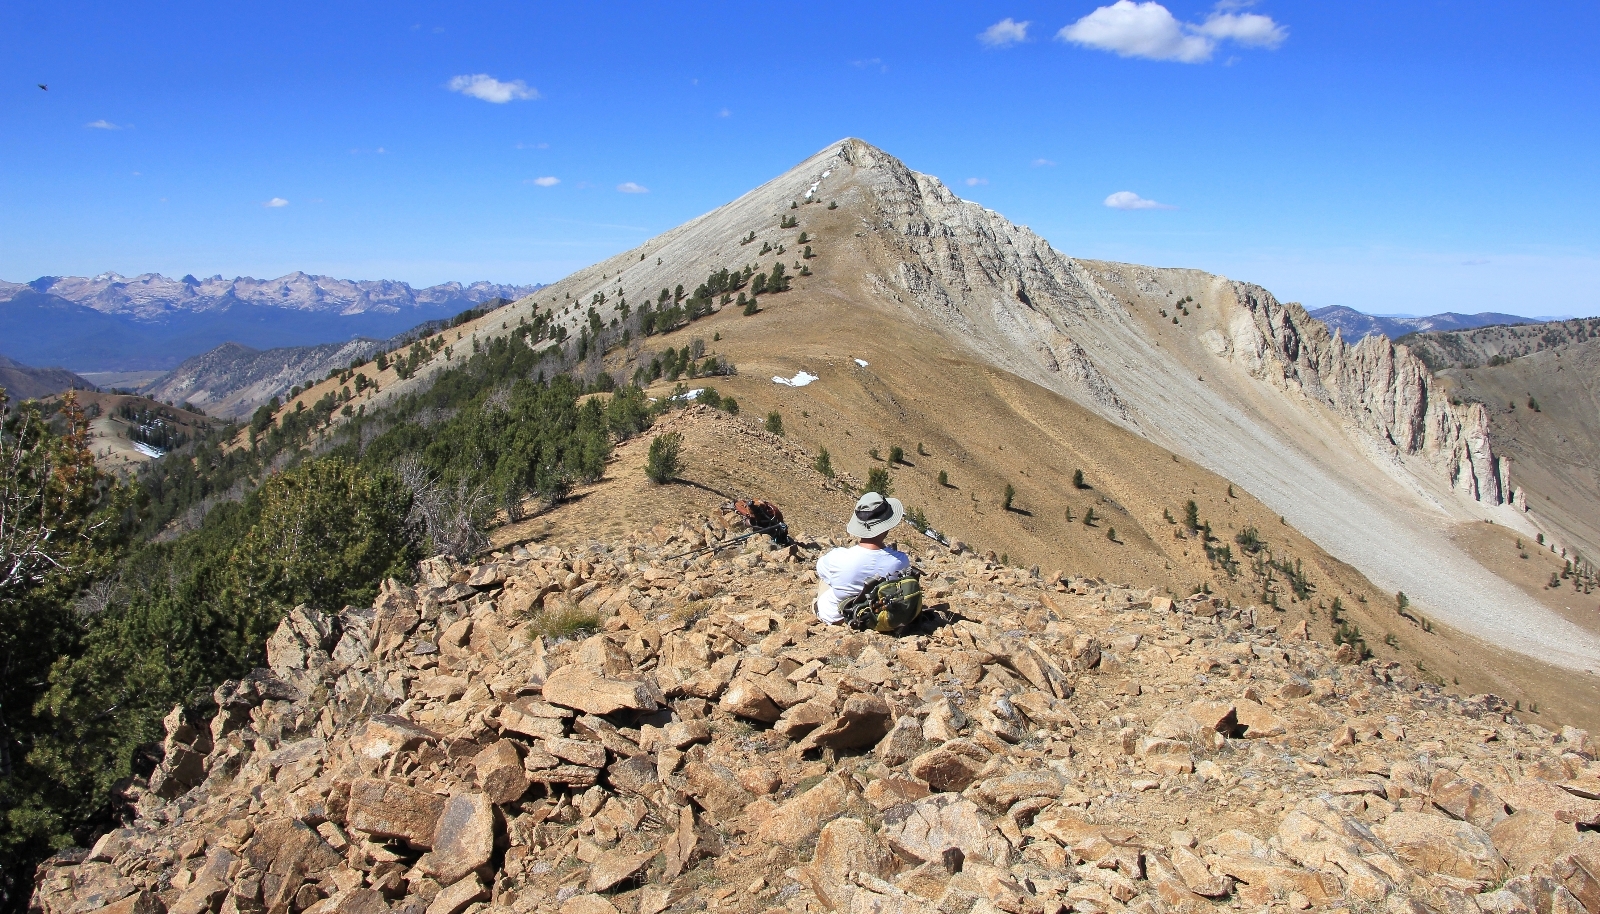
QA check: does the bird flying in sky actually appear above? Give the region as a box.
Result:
[38,84,48,90]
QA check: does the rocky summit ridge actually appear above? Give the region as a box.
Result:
[33,517,1600,914]
[309,137,1581,670]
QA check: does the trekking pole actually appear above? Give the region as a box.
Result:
[662,525,782,562]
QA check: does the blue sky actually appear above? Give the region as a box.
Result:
[2,1,1596,318]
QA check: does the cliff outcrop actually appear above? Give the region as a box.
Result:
[33,518,1600,914]
[1221,284,1509,505]
[825,140,1509,506]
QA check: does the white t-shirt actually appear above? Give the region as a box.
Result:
[815,544,911,624]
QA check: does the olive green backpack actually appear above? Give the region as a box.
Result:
[843,571,923,633]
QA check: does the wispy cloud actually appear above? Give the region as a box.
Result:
[264,197,290,208]
[85,119,124,130]
[1104,190,1175,210]
[528,176,559,187]
[1058,1,1285,63]
[1031,158,1056,167]
[1197,10,1287,47]
[447,74,540,103]
[516,141,550,150]
[1462,259,1490,266]
[718,108,732,118]
[965,177,989,186]
[616,182,649,194]
[851,58,889,73]
[978,18,1030,48]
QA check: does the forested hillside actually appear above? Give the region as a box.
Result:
[0,281,750,909]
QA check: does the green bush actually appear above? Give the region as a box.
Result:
[645,433,682,484]
[1003,483,1016,511]
[765,412,784,435]
[815,448,834,478]
[1072,469,1087,489]
[888,445,904,464]
[938,470,949,487]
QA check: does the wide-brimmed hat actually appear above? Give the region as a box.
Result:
[847,492,905,538]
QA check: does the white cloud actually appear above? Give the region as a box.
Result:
[85,119,122,130]
[718,108,731,118]
[1031,158,1057,167]
[447,74,540,103]
[1104,191,1174,210]
[979,18,1030,48]
[965,177,989,186]
[1058,1,1285,63]
[264,197,290,208]
[616,182,649,194]
[1059,2,1212,62]
[529,176,559,187]
[1197,11,1287,47]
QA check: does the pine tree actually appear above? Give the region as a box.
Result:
[1073,469,1086,489]
[867,467,892,496]
[1003,483,1016,511]
[815,448,834,478]
[765,412,784,435]
[645,433,682,484]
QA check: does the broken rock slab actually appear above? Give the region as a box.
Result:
[419,792,495,885]
[881,793,1009,868]
[346,779,446,848]
[540,664,663,716]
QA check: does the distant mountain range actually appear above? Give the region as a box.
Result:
[1308,305,1543,340]
[0,272,541,371]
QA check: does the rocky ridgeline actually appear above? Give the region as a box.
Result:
[31,513,1600,914]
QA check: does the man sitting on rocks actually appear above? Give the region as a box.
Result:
[815,492,911,625]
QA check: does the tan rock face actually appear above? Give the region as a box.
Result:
[346,779,445,847]
[586,846,656,893]
[718,675,781,722]
[881,794,1008,867]
[423,874,486,914]
[799,694,892,750]
[541,663,663,715]
[909,739,990,792]
[803,818,897,911]
[420,793,495,885]
[352,715,440,761]
[1374,811,1507,887]
[758,774,852,846]
[471,740,527,805]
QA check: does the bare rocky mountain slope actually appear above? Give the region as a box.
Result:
[0,353,91,401]
[32,513,1600,914]
[143,340,386,421]
[1401,319,1600,573]
[266,138,1594,675]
